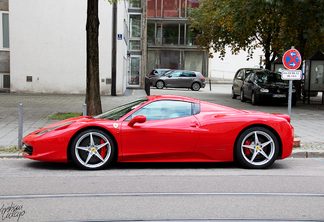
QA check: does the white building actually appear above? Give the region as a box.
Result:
[6,0,263,95]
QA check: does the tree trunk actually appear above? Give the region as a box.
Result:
[85,0,102,116]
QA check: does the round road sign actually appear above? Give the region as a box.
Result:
[282,49,302,70]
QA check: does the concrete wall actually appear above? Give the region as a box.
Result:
[9,0,120,95]
[209,47,264,82]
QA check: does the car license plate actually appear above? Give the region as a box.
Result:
[273,94,286,98]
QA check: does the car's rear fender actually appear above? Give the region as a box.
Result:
[233,124,283,160]
[66,126,119,162]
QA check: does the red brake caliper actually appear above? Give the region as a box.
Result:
[244,139,250,156]
[100,139,107,158]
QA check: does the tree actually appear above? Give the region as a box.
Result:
[188,0,324,70]
[85,0,102,116]
[85,0,118,116]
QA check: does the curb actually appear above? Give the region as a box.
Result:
[0,153,24,159]
[0,150,323,159]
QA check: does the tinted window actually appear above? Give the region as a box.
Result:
[126,100,198,121]
[184,72,196,77]
[245,73,253,82]
[255,72,286,84]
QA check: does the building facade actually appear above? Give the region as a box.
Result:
[8,0,263,95]
[0,0,9,91]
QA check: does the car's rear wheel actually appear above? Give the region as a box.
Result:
[231,88,237,99]
[71,129,115,170]
[251,92,258,105]
[156,81,164,89]
[234,127,279,169]
[191,82,201,91]
[240,90,246,102]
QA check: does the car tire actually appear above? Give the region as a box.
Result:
[240,90,246,102]
[231,88,237,99]
[191,82,201,91]
[156,81,164,89]
[71,129,115,170]
[234,127,279,169]
[251,92,258,105]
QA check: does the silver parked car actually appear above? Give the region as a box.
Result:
[152,70,206,91]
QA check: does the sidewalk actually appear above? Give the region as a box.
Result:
[1,85,323,159]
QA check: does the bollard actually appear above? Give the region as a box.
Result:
[209,79,212,91]
[83,103,87,116]
[18,103,23,150]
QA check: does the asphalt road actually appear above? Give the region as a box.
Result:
[1,158,324,221]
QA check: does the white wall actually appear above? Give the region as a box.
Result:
[9,0,116,95]
[116,1,129,95]
[209,47,264,81]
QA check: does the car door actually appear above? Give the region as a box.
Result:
[165,71,182,87]
[120,100,201,160]
[181,72,196,88]
[242,73,254,99]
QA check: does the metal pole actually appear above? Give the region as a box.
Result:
[111,2,117,96]
[18,103,23,150]
[288,80,292,117]
[83,103,87,116]
[209,79,211,91]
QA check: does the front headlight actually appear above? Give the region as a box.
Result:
[35,121,74,137]
[292,89,296,93]
[260,88,269,93]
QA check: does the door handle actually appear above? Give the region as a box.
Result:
[190,122,198,127]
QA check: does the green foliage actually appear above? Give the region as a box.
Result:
[188,0,324,68]
[0,146,22,153]
[47,113,82,120]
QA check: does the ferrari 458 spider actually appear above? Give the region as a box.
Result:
[22,95,294,170]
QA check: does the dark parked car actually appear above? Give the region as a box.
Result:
[232,68,266,99]
[152,70,205,91]
[240,70,297,106]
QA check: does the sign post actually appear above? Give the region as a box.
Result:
[282,47,302,116]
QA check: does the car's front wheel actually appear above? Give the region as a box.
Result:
[191,82,201,91]
[71,129,115,170]
[240,90,246,102]
[234,127,279,169]
[251,92,258,105]
[156,81,164,89]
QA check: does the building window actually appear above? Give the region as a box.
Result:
[130,40,141,50]
[130,0,141,8]
[163,24,179,45]
[0,12,9,49]
[129,14,141,38]
[147,22,199,46]
[128,57,141,86]
[147,0,200,18]
[0,73,10,88]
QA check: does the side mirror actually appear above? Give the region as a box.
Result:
[168,74,172,78]
[128,115,146,127]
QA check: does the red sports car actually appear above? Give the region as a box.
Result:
[22,95,294,170]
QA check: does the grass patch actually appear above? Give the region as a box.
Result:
[0,146,22,153]
[47,112,82,120]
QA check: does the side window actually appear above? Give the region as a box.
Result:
[171,71,182,77]
[236,70,244,80]
[126,100,195,121]
[245,73,252,82]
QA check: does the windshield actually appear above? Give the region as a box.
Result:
[255,72,287,84]
[94,97,148,120]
